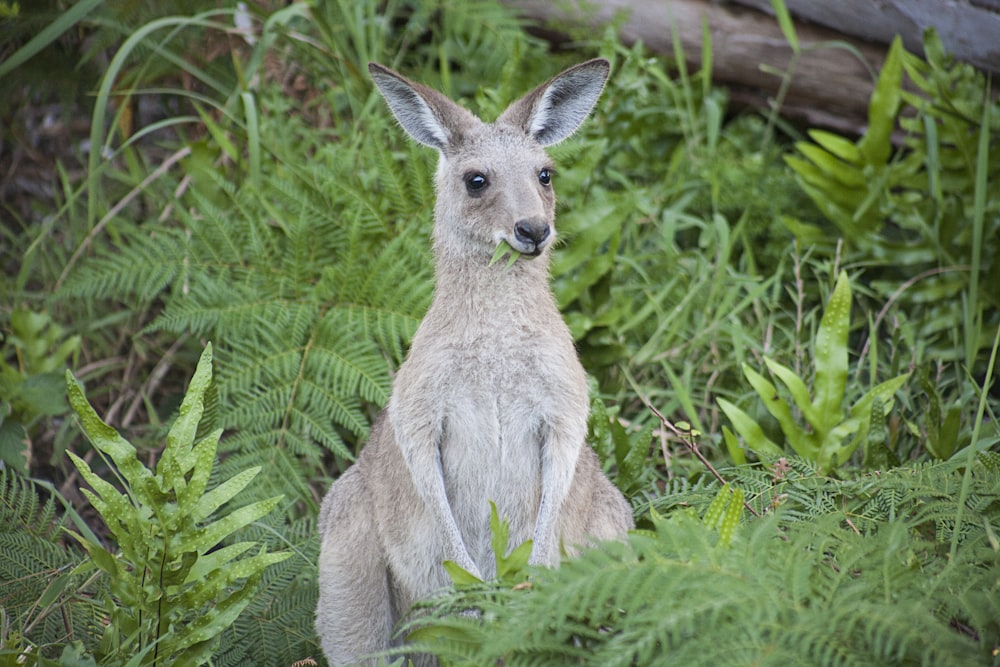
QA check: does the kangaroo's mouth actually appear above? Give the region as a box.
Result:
[492,236,546,266]
[511,241,545,257]
[524,247,544,258]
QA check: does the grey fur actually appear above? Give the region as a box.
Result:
[316,59,633,666]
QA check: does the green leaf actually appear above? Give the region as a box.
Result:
[619,422,652,491]
[61,340,293,665]
[610,417,631,464]
[489,239,521,268]
[846,373,909,460]
[808,129,861,163]
[483,500,533,582]
[786,165,862,234]
[849,374,908,424]
[38,574,73,609]
[194,104,240,162]
[795,143,865,188]
[159,344,214,487]
[18,372,70,417]
[703,483,730,529]
[241,91,262,189]
[182,494,283,554]
[718,487,744,548]
[937,406,962,460]
[163,571,263,658]
[743,363,810,458]
[858,36,903,165]
[57,641,99,667]
[66,372,156,498]
[178,430,222,514]
[407,620,482,647]
[551,197,629,307]
[500,540,533,581]
[66,451,145,551]
[588,385,613,463]
[0,418,28,473]
[443,560,484,586]
[67,530,120,579]
[787,154,869,217]
[182,542,255,585]
[717,398,783,460]
[813,271,851,429]
[488,501,510,564]
[865,394,889,449]
[763,358,819,429]
[180,548,291,609]
[191,465,260,522]
[722,426,746,465]
[821,418,864,469]
[703,484,744,547]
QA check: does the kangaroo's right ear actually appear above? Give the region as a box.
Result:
[368,63,478,151]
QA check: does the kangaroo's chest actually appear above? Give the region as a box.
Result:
[437,336,559,480]
[433,330,574,556]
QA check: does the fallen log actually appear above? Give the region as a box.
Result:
[501,0,999,135]
[735,0,1000,75]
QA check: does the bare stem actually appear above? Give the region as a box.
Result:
[643,398,760,518]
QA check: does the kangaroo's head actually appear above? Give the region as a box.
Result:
[369,60,609,265]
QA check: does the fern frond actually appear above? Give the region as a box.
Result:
[58,224,188,302]
[652,456,1000,547]
[0,469,102,653]
[0,470,73,587]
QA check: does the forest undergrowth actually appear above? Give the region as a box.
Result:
[1,0,998,665]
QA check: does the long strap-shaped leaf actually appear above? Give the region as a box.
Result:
[813,271,851,436]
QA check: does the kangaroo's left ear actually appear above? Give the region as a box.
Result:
[498,58,610,147]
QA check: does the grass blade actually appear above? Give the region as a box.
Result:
[0,0,105,79]
[964,81,990,368]
[770,0,799,54]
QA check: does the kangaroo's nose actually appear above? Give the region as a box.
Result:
[514,219,551,246]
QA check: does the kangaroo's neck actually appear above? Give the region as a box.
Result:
[427,248,559,324]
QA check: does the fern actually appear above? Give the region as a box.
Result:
[646,455,1000,542]
[64,343,292,666]
[213,515,322,666]
[57,224,190,304]
[60,132,435,508]
[0,471,64,589]
[0,469,102,659]
[407,456,999,666]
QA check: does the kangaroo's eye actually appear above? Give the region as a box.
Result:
[538,169,552,186]
[465,172,489,194]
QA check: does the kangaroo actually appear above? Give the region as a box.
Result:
[315,59,634,666]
